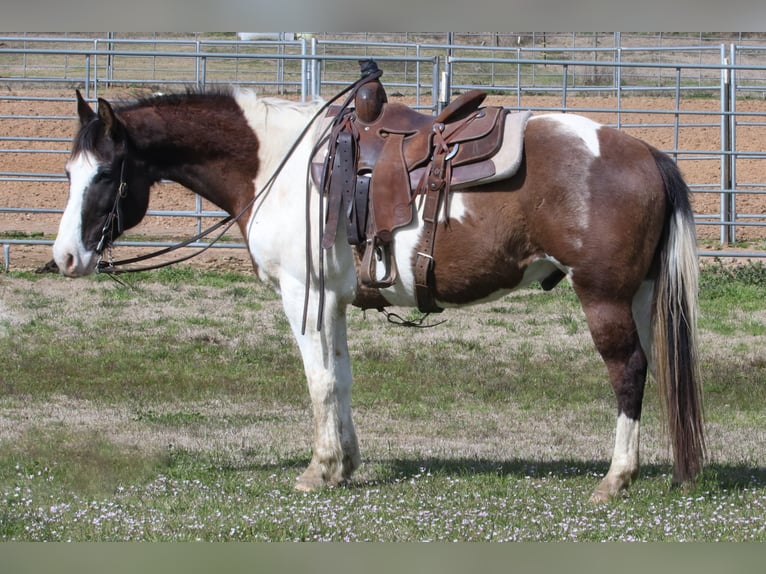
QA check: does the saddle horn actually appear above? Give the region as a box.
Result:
[354,59,387,124]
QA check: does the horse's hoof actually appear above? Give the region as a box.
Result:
[295,463,328,492]
[295,479,319,492]
[295,478,350,492]
[589,476,628,503]
[295,474,323,492]
[588,488,611,504]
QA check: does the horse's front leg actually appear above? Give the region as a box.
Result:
[279,277,360,491]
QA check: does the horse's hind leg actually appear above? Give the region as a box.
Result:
[278,277,360,491]
[577,293,648,502]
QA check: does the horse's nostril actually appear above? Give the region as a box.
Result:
[64,254,75,273]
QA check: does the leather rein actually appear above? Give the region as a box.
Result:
[92,69,432,336]
[94,74,380,277]
[95,160,237,275]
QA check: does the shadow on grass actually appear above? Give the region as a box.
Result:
[237,455,766,492]
[378,458,766,489]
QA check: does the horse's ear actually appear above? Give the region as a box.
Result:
[97,98,125,142]
[75,90,96,126]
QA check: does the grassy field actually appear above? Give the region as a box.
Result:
[0,261,765,541]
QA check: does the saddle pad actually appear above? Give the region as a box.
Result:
[487,110,532,182]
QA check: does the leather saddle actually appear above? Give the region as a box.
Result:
[318,63,528,312]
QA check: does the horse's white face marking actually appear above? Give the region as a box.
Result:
[53,152,100,276]
[536,113,602,158]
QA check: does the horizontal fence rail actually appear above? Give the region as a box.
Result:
[2,33,766,271]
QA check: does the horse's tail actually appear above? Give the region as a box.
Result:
[649,147,705,485]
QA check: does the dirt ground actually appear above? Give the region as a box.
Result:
[2,89,766,272]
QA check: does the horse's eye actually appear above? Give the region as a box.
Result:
[93,170,112,184]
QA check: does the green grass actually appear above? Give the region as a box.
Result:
[0,231,45,240]
[1,262,765,540]
[1,438,764,541]
[699,260,766,334]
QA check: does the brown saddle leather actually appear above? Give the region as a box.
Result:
[320,75,515,309]
[366,101,506,242]
[323,90,508,241]
[356,91,503,177]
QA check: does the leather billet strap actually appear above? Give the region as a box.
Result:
[413,134,451,314]
[348,173,370,245]
[321,126,357,249]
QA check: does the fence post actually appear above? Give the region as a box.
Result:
[728,43,738,245]
[616,46,622,129]
[300,39,308,102]
[106,32,114,88]
[673,67,681,163]
[431,57,440,115]
[441,37,453,115]
[562,64,568,110]
[85,53,92,100]
[721,45,735,245]
[438,69,450,115]
[310,37,320,98]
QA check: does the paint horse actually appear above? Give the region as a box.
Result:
[52,81,704,502]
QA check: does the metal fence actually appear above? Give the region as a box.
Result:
[2,33,766,270]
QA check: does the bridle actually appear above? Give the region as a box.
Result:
[95,155,238,274]
[95,159,128,256]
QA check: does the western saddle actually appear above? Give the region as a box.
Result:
[319,60,522,313]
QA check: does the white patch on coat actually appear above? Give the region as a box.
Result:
[381,198,574,309]
[373,193,471,304]
[533,113,602,158]
[233,92,362,486]
[233,92,359,306]
[531,114,600,242]
[52,152,100,276]
[609,412,641,476]
[234,92,325,279]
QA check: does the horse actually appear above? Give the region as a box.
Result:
[51,85,704,503]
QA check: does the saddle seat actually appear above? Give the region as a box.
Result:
[356,88,497,170]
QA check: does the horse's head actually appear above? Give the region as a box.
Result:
[53,91,151,276]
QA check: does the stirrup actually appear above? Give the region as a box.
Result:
[360,235,398,288]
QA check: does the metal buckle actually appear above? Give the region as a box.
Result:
[445,143,459,161]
